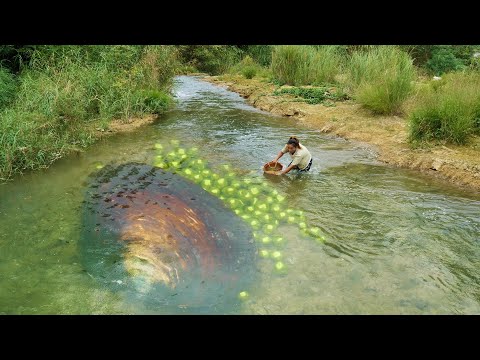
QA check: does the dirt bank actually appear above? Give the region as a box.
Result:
[204,75,480,193]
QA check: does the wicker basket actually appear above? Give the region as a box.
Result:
[263,161,284,174]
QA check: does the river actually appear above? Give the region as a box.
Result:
[1,75,479,314]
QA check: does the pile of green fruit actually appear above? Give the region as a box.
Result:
[152,139,327,277]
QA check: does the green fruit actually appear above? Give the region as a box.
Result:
[276,195,286,202]
[195,159,205,168]
[170,139,180,146]
[259,249,270,258]
[183,168,193,176]
[275,261,286,272]
[96,164,104,169]
[243,178,252,185]
[316,235,326,243]
[187,147,198,154]
[216,178,226,186]
[202,170,211,176]
[211,188,220,195]
[271,204,281,212]
[271,189,279,196]
[257,203,268,211]
[300,229,309,237]
[243,192,253,201]
[234,209,242,216]
[250,220,260,229]
[228,198,242,209]
[261,236,271,244]
[246,206,255,213]
[154,155,163,161]
[263,214,272,222]
[212,173,220,180]
[167,151,176,158]
[250,187,260,195]
[241,214,251,221]
[226,172,236,178]
[154,143,163,150]
[266,197,274,204]
[180,154,188,161]
[224,187,235,195]
[254,210,263,217]
[232,181,241,188]
[308,227,321,236]
[238,291,249,300]
[287,216,296,224]
[273,236,284,245]
[286,209,294,214]
[253,232,262,239]
[177,148,186,155]
[299,222,307,230]
[279,212,287,219]
[263,224,275,233]
[202,179,212,188]
[219,196,226,201]
[171,161,180,168]
[271,251,282,260]
[192,174,202,182]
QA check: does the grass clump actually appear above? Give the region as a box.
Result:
[271,45,341,86]
[347,46,415,114]
[409,71,480,145]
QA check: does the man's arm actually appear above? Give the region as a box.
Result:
[278,163,296,175]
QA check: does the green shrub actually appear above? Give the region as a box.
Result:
[133,89,172,114]
[177,46,242,75]
[271,45,341,86]
[243,45,273,66]
[273,86,349,105]
[426,46,466,75]
[347,46,415,114]
[409,71,480,144]
[0,67,16,109]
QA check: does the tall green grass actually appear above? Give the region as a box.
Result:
[409,71,480,144]
[347,46,415,114]
[0,67,16,109]
[271,45,341,86]
[0,45,178,181]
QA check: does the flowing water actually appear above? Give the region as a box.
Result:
[1,76,479,314]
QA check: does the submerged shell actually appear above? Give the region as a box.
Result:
[80,163,257,313]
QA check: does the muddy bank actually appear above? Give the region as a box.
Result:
[203,75,480,193]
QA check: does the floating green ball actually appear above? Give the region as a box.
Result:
[170,139,180,146]
[177,148,186,155]
[238,291,249,300]
[271,189,279,196]
[224,187,235,195]
[263,224,275,233]
[276,195,286,202]
[95,164,104,169]
[154,143,163,150]
[257,203,268,211]
[243,178,252,185]
[232,181,241,188]
[299,222,307,230]
[241,214,251,221]
[250,219,260,229]
[211,188,220,195]
[202,169,211,176]
[287,216,296,224]
[219,196,226,201]
[234,209,242,216]
[202,179,212,188]
[266,197,274,204]
[271,204,281,212]
[275,261,286,272]
[228,198,242,209]
[154,155,163,162]
[308,227,322,237]
[171,161,180,168]
[212,173,220,180]
[261,236,271,244]
[167,151,176,158]
[254,210,263,217]
[180,154,188,161]
[273,236,285,245]
[246,206,255,213]
[286,209,294,214]
[192,174,202,182]
[183,168,193,176]
[271,251,282,260]
[279,211,287,219]
[216,178,226,186]
[263,214,272,222]
[250,187,260,195]
[259,249,270,258]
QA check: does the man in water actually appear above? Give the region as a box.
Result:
[269,136,312,175]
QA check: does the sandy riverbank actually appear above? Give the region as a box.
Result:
[203,75,480,193]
